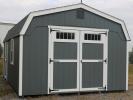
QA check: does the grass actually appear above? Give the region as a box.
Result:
[129,64,133,85]
[0,58,13,97]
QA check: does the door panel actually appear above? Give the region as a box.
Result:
[49,30,79,93]
[54,42,77,59]
[53,62,77,89]
[80,31,107,91]
[82,62,103,88]
[82,43,103,59]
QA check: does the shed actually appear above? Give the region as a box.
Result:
[3,3,131,96]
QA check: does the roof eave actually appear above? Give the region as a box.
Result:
[19,3,130,41]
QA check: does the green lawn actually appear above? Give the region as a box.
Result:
[129,64,133,85]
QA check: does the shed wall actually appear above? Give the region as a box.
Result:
[7,37,19,93]
[23,27,48,95]
[22,9,127,95]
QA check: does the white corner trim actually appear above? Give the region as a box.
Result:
[126,42,129,90]
[19,35,23,96]
[20,14,33,35]
[19,3,130,41]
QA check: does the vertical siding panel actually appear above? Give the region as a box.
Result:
[7,37,19,94]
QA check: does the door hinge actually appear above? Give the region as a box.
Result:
[49,58,53,63]
[105,85,107,90]
[49,88,59,92]
[104,58,108,63]
[50,29,60,33]
[99,33,107,35]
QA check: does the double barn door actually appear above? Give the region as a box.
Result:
[48,26,108,93]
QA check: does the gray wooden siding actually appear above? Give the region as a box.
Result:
[23,27,48,95]
[7,37,19,94]
[22,9,127,95]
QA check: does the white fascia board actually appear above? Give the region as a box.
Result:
[48,25,109,33]
[19,3,131,41]
[18,35,23,96]
[19,14,33,35]
[126,42,129,90]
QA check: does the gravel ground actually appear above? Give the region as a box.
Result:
[0,77,133,100]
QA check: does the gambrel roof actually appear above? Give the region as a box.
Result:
[4,3,131,42]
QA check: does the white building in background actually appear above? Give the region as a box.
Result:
[0,22,15,46]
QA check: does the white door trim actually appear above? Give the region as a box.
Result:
[48,25,109,33]
[80,30,108,91]
[48,25,108,93]
[48,29,80,93]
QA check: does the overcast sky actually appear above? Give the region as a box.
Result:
[0,0,133,50]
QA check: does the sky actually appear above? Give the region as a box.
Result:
[0,0,133,50]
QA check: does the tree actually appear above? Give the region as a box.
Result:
[0,44,3,58]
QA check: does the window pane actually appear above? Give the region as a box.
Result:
[98,35,101,40]
[68,33,71,39]
[95,34,98,40]
[10,39,14,64]
[88,34,91,40]
[72,33,75,39]
[84,34,87,40]
[64,33,68,39]
[56,32,60,39]
[92,34,95,40]
[60,32,64,39]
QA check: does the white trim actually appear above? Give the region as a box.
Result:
[48,29,80,93]
[19,3,130,41]
[51,59,78,63]
[126,42,129,90]
[10,39,14,65]
[19,35,23,96]
[80,30,108,91]
[103,31,108,90]
[50,89,79,93]
[3,42,8,80]
[47,28,51,94]
[50,88,105,94]
[80,87,105,91]
[48,25,109,32]
[81,60,104,63]
[48,26,108,93]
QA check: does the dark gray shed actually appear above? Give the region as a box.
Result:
[3,3,131,96]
